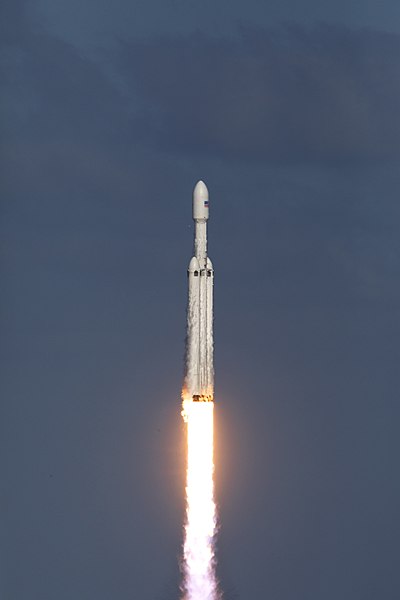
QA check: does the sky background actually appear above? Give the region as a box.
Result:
[1,1,400,599]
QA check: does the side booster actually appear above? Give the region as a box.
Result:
[185,181,214,402]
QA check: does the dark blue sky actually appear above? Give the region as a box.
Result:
[1,1,400,599]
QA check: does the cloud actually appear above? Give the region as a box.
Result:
[121,24,400,165]
[3,7,400,167]
[0,0,128,146]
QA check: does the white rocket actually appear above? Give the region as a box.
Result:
[185,180,214,402]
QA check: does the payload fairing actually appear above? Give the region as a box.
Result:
[185,181,214,402]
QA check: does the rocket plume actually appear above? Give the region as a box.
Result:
[181,399,218,600]
[181,181,220,600]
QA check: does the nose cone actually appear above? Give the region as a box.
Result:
[193,180,209,221]
[188,256,200,272]
[193,180,209,202]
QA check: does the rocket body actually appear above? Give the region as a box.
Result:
[185,181,214,402]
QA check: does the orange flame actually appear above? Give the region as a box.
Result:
[181,398,219,599]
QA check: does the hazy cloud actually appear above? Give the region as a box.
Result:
[3,10,400,165]
[121,24,400,164]
[0,1,127,145]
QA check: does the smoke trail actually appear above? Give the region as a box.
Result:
[181,399,220,600]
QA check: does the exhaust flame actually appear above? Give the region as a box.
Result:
[181,398,219,600]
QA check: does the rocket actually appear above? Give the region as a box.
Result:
[185,180,214,402]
